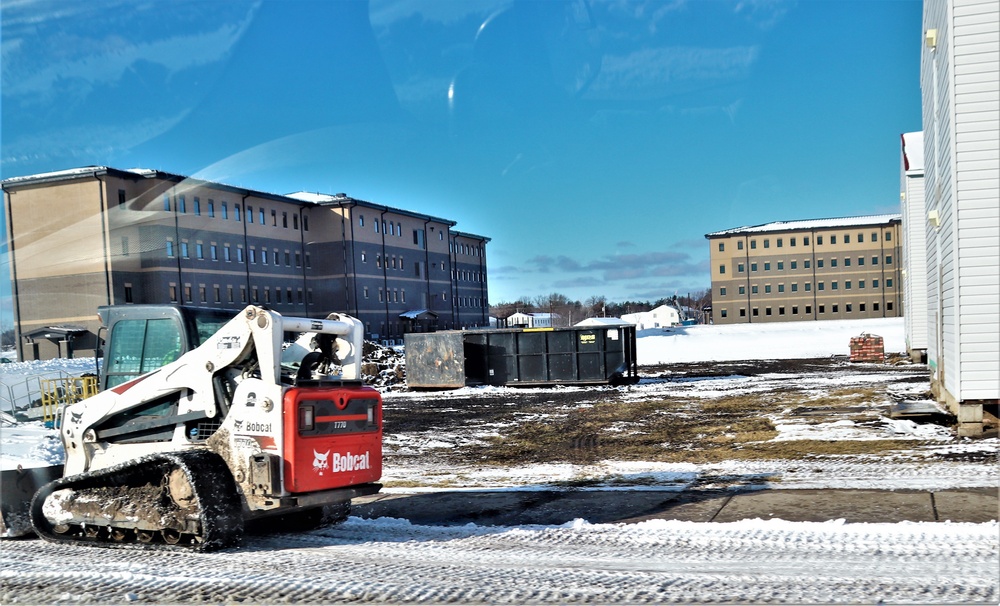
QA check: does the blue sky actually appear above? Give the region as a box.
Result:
[1,0,923,320]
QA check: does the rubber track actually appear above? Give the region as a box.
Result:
[30,450,244,552]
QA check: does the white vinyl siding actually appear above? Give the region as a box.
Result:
[922,0,1000,407]
[901,132,928,354]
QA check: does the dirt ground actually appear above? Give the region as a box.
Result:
[380,357,996,477]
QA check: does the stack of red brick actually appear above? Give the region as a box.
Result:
[849,333,884,362]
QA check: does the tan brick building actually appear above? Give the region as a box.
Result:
[706,215,903,324]
[3,166,490,359]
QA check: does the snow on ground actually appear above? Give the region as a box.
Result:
[637,317,904,364]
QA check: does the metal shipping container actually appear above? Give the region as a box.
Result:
[405,326,639,389]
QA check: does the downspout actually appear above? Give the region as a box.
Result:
[478,238,488,327]
[449,230,457,328]
[380,209,389,338]
[810,230,818,320]
[342,202,358,318]
[241,194,251,304]
[171,188,182,300]
[423,219,432,322]
[743,234,751,323]
[94,173,112,306]
[301,204,311,315]
[3,186,24,360]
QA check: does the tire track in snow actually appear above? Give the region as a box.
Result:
[2,518,996,604]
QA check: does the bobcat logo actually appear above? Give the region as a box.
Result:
[70,412,83,424]
[234,419,243,431]
[313,449,331,475]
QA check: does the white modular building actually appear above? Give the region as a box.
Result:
[920,0,999,436]
[900,132,929,362]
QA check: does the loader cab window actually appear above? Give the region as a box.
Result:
[104,318,183,389]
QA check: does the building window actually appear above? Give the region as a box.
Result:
[752,308,759,317]
[764,285,771,294]
[805,283,811,292]
[305,253,311,268]
[858,257,864,266]
[166,240,174,257]
[859,280,865,289]
[252,287,259,303]
[844,257,851,267]
[764,239,770,249]
[282,212,288,228]
[740,308,746,317]
[778,284,784,293]
[778,307,785,315]
[764,262,771,271]
[845,281,851,290]
[739,286,746,295]
[180,242,189,258]
[751,263,758,272]
[721,309,728,318]
[873,302,880,311]
[259,209,265,224]
[859,303,866,312]
[832,281,838,290]
[121,237,129,256]
[293,215,299,230]
[208,200,215,218]
[363,287,369,299]
[777,238,783,248]
[199,285,207,303]
[886,278,893,288]
[816,236,823,245]
[765,307,773,316]
[124,283,133,303]
[193,198,201,216]
[261,249,267,265]
[237,247,244,263]
[830,235,836,244]
[738,263,745,273]
[285,251,291,266]
[303,216,309,231]
[247,206,253,223]
[169,283,177,302]
[222,202,228,219]
[751,240,757,249]
[184,284,192,302]
[790,237,797,247]
[873,279,879,288]
[818,282,824,291]
[359,215,364,227]
[791,283,798,292]
[719,265,726,274]
[195,243,203,260]
[790,261,797,270]
[249,248,256,264]
[777,262,784,270]
[163,194,171,211]
[273,250,279,265]
[240,286,247,303]
[276,288,282,304]
[178,196,186,213]
[295,251,301,267]
[210,244,218,261]
[818,305,825,314]
[858,232,864,242]
[872,256,879,265]
[738,241,744,250]
[264,288,271,304]
[718,242,724,252]
[271,209,277,226]
[792,306,798,314]
[830,258,837,267]
[871,232,878,242]
[844,234,850,243]
[234,206,241,222]
[885,231,892,241]
[379,288,383,302]
[817,260,824,268]
[804,260,811,269]
[885,255,892,265]
[832,304,839,313]
[887,301,894,311]
[803,236,809,246]
[752,285,759,294]
[720,287,727,296]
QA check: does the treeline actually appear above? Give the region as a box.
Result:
[490,290,712,327]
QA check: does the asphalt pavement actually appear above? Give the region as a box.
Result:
[352,487,999,526]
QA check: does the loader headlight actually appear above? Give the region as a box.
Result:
[299,405,315,431]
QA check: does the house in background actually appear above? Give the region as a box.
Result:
[574,317,632,328]
[621,304,681,330]
[505,312,560,328]
[900,132,928,363]
[919,0,999,437]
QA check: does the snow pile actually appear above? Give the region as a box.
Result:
[636,317,904,364]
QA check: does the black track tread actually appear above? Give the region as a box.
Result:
[30,450,244,552]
